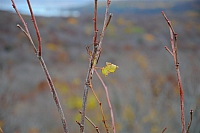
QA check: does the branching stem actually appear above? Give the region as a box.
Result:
[79,111,101,133]
[162,11,186,133]
[88,82,109,132]
[11,0,69,132]
[80,0,112,132]
[95,69,116,133]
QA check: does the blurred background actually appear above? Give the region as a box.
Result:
[0,0,200,133]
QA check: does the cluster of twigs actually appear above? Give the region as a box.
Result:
[11,0,115,133]
[162,11,193,133]
[8,0,194,132]
[78,0,116,132]
[11,0,69,133]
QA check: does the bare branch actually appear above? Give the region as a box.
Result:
[162,11,186,133]
[99,0,111,42]
[169,28,178,67]
[11,0,37,54]
[26,0,42,57]
[17,24,37,54]
[95,69,116,133]
[161,11,176,35]
[79,111,101,133]
[93,0,98,46]
[80,0,112,132]
[88,82,109,132]
[104,13,113,32]
[162,11,178,66]
[186,110,193,133]
[38,57,69,133]
[162,127,167,133]
[164,46,173,56]
[11,1,69,132]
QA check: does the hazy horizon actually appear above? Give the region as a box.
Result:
[0,0,92,17]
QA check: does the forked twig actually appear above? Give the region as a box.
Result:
[78,111,100,133]
[17,24,37,52]
[11,0,37,54]
[186,110,193,133]
[164,46,173,56]
[11,0,68,132]
[162,11,186,133]
[95,69,116,133]
[80,0,112,132]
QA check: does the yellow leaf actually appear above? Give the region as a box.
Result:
[102,62,119,76]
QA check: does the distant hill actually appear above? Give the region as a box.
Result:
[70,1,200,15]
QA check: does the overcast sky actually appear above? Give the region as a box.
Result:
[0,0,92,9]
[0,0,176,17]
[0,0,94,17]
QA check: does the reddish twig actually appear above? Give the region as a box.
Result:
[162,127,167,133]
[80,0,112,132]
[11,0,37,54]
[162,11,186,133]
[88,81,109,132]
[11,0,69,132]
[17,24,37,53]
[95,69,116,133]
[26,0,42,57]
[186,110,193,133]
[164,46,173,56]
[80,0,99,131]
[93,0,98,46]
[38,57,69,133]
[99,0,112,43]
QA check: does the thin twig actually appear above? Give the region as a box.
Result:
[186,110,193,133]
[161,127,167,133]
[17,24,37,53]
[164,46,173,56]
[76,121,82,127]
[162,11,186,133]
[11,0,37,54]
[88,82,109,132]
[11,1,69,132]
[161,11,176,35]
[39,57,69,133]
[95,69,116,133]
[93,0,98,46]
[104,13,113,32]
[79,111,101,133]
[80,0,99,131]
[169,27,178,67]
[26,0,42,57]
[99,0,111,42]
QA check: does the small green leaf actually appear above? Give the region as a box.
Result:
[102,62,119,76]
